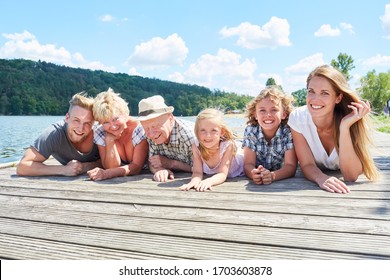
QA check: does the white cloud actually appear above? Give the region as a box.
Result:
[128,67,141,76]
[285,53,325,74]
[168,72,185,84]
[127,34,188,69]
[380,4,390,39]
[361,54,390,68]
[0,30,115,72]
[2,31,35,41]
[172,48,262,95]
[100,14,114,22]
[349,73,362,91]
[220,17,291,49]
[0,30,72,62]
[283,53,326,92]
[340,22,355,34]
[314,24,341,37]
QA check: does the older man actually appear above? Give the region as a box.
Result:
[16,92,100,176]
[138,95,195,182]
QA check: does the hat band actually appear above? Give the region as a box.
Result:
[138,107,171,117]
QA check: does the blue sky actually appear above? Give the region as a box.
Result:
[1,0,389,96]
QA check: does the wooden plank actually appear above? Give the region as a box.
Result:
[1,167,390,193]
[0,218,381,260]
[0,131,388,260]
[0,234,175,260]
[1,203,389,257]
[1,195,389,235]
[2,172,390,194]
[1,180,390,209]
[0,185,388,220]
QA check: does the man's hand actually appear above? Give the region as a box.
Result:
[153,169,174,182]
[149,155,173,170]
[64,160,84,176]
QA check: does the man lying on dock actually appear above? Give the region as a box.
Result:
[16,92,101,176]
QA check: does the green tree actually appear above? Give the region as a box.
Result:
[266,77,276,86]
[0,58,253,116]
[0,93,9,114]
[9,95,22,115]
[358,70,390,113]
[291,88,307,107]
[330,53,355,81]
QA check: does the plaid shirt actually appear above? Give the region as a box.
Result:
[242,123,294,171]
[148,118,195,166]
[94,123,146,147]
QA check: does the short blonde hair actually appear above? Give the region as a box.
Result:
[195,108,236,161]
[245,86,294,126]
[93,88,130,123]
[68,92,94,112]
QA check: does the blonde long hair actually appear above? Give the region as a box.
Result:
[195,108,235,161]
[307,65,380,181]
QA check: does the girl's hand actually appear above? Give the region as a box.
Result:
[259,168,273,185]
[194,180,213,192]
[180,177,202,191]
[251,165,264,184]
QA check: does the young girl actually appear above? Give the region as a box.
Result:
[243,86,297,184]
[180,108,244,192]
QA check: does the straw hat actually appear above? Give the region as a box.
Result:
[137,95,174,121]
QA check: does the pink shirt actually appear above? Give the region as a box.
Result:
[195,140,244,178]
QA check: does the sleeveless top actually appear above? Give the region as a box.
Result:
[196,140,244,178]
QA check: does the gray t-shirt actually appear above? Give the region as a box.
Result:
[32,120,100,165]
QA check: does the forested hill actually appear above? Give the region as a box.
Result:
[0,58,252,116]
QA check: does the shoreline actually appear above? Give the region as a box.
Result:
[224,113,246,119]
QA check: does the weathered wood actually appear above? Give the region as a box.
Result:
[1,195,389,235]
[0,132,389,260]
[0,218,382,260]
[0,233,175,260]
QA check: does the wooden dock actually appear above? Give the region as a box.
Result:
[0,132,389,260]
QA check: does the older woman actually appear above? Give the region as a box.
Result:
[288,65,380,193]
[87,88,148,181]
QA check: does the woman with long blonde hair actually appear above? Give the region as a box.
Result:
[288,65,380,193]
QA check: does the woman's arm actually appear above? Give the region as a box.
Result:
[88,139,149,181]
[98,133,121,169]
[338,100,369,181]
[291,129,350,193]
[338,126,362,181]
[125,139,149,175]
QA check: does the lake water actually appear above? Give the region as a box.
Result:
[0,115,247,164]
